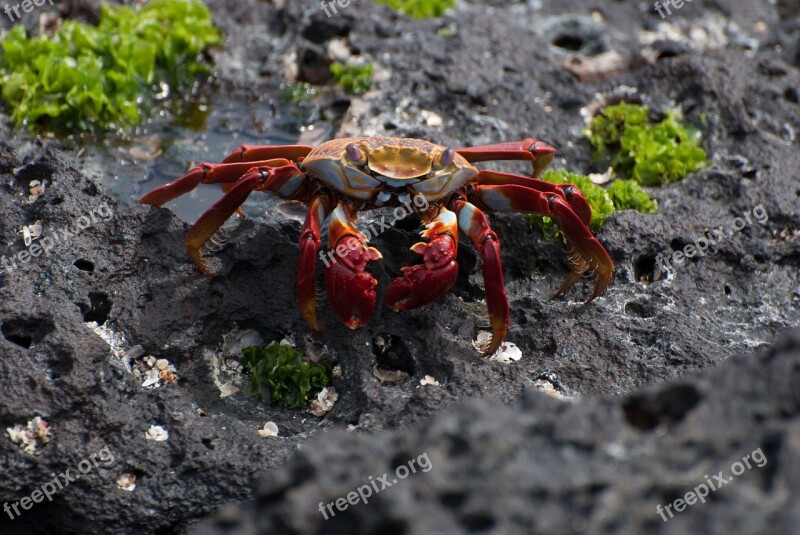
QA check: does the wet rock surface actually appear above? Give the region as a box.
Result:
[0,0,798,533]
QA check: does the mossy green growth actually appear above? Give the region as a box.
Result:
[282,82,317,103]
[330,62,374,95]
[241,343,332,409]
[0,0,220,131]
[528,168,657,237]
[374,0,454,18]
[585,103,707,186]
[606,178,658,214]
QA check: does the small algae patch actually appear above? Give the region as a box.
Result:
[375,0,455,19]
[241,343,333,409]
[585,103,708,186]
[331,62,374,95]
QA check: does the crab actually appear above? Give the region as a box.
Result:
[140,136,614,356]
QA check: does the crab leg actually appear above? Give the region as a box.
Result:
[324,203,382,329]
[455,138,556,177]
[174,164,305,274]
[222,144,313,164]
[469,184,614,302]
[385,206,459,312]
[450,200,509,357]
[297,194,333,332]
[474,169,592,228]
[139,159,293,207]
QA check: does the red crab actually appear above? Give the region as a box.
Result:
[140,136,614,356]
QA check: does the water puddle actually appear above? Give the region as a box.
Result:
[43,86,332,225]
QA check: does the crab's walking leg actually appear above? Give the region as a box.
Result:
[297,194,333,332]
[449,200,509,357]
[324,203,382,329]
[139,159,293,207]
[218,145,311,216]
[455,138,556,177]
[473,169,592,228]
[385,206,459,312]
[469,184,614,302]
[174,164,305,274]
[222,144,313,164]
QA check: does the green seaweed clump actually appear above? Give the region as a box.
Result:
[585,103,707,186]
[241,343,332,409]
[330,62,374,95]
[528,168,657,237]
[374,0,454,18]
[0,0,220,131]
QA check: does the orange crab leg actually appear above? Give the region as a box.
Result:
[450,200,509,357]
[222,144,313,164]
[474,169,592,228]
[139,159,293,207]
[175,164,305,274]
[385,206,459,312]
[297,194,333,332]
[324,203,382,329]
[469,184,614,302]
[455,138,556,177]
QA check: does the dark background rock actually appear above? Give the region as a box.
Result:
[191,330,800,535]
[0,0,798,533]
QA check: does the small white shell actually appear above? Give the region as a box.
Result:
[258,422,279,437]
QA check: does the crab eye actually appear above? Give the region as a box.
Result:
[346,143,363,162]
[440,148,455,167]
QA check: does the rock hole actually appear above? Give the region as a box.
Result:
[624,301,655,318]
[79,292,112,325]
[74,259,95,273]
[1,318,54,349]
[48,349,74,379]
[390,451,413,472]
[447,435,471,457]
[372,519,407,535]
[669,238,687,251]
[723,284,732,296]
[372,334,415,376]
[633,254,660,283]
[459,511,496,531]
[622,384,702,430]
[440,491,468,509]
[552,34,584,51]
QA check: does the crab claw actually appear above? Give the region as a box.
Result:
[324,235,382,329]
[529,139,556,177]
[386,234,459,311]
